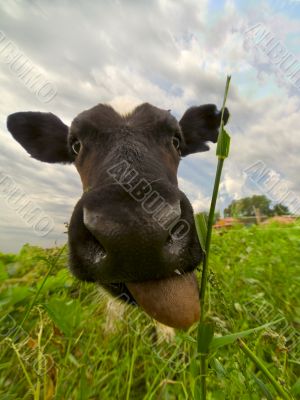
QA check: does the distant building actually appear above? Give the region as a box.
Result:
[213,215,297,229]
[213,217,239,229]
[262,215,297,225]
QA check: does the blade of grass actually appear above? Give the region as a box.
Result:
[197,323,214,354]
[210,317,284,350]
[252,374,274,400]
[196,75,231,400]
[143,343,184,400]
[199,158,225,312]
[199,75,232,315]
[34,311,43,400]
[183,318,284,346]
[216,128,231,159]
[9,339,35,394]
[238,339,293,400]
[194,213,207,253]
[0,246,66,365]
[13,245,66,340]
[126,334,137,400]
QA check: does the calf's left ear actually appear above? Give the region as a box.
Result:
[179,104,229,157]
[7,112,73,163]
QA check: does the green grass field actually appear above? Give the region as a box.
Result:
[0,222,299,399]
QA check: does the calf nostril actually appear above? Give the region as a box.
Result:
[165,233,182,256]
[93,243,107,263]
[83,208,101,233]
[83,208,108,261]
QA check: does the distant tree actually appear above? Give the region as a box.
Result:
[224,195,291,218]
[271,203,290,216]
[224,195,272,217]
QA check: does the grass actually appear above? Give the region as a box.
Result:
[195,75,231,400]
[0,221,299,399]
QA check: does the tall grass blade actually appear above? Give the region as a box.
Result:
[197,323,214,354]
[194,381,202,400]
[195,75,232,400]
[238,339,293,400]
[291,378,300,396]
[194,213,207,253]
[216,128,231,159]
[13,246,66,339]
[252,374,274,400]
[210,318,284,350]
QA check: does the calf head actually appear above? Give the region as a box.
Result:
[7,103,229,328]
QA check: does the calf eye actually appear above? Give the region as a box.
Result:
[72,140,81,155]
[172,136,181,153]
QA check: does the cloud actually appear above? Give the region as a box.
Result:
[178,177,211,212]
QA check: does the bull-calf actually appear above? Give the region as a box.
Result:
[7,102,229,329]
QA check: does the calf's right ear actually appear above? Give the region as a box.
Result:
[7,112,73,164]
[179,104,229,156]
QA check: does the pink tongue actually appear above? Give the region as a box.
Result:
[126,272,200,329]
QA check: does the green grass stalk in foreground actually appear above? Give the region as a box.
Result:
[12,245,66,341]
[0,245,66,367]
[195,75,231,400]
[199,76,231,311]
[238,339,292,400]
[194,76,294,400]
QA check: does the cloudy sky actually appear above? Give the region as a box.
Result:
[0,0,300,252]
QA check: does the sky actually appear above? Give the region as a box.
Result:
[0,0,300,252]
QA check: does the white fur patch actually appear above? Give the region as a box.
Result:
[109,95,141,115]
[103,298,126,334]
[155,322,176,343]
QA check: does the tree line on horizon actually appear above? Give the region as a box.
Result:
[223,194,290,218]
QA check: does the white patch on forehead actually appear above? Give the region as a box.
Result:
[109,95,141,115]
